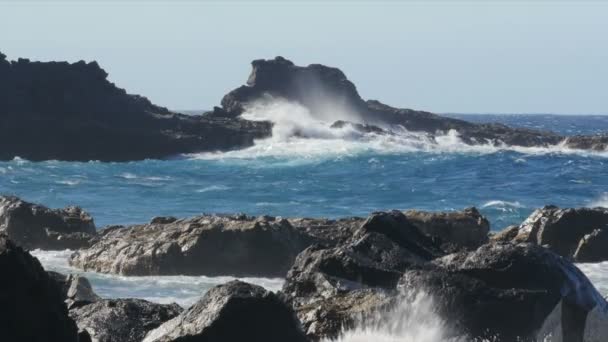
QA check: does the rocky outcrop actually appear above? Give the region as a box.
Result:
[0,195,96,250]
[0,53,270,161]
[0,234,80,342]
[404,207,490,251]
[1,52,605,162]
[497,206,608,261]
[69,214,315,277]
[71,299,182,342]
[399,243,608,341]
[217,56,605,152]
[143,280,307,342]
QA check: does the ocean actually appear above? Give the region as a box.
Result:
[3,113,608,339]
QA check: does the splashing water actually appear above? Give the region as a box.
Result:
[192,99,608,161]
[327,291,474,342]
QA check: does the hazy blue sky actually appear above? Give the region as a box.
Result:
[1,1,606,114]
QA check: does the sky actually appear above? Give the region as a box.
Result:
[0,1,606,114]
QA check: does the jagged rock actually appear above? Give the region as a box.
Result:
[70,299,182,342]
[143,280,307,342]
[287,216,364,246]
[70,214,315,277]
[399,242,608,341]
[0,53,270,161]
[49,272,101,309]
[574,229,608,263]
[0,234,80,342]
[564,135,608,151]
[0,195,96,250]
[502,206,608,260]
[489,224,519,243]
[404,207,490,251]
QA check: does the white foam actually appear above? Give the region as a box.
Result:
[481,200,524,212]
[118,172,138,179]
[327,290,476,342]
[589,193,608,208]
[196,185,231,193]
[55,179,81,186]
[31,249,284,308]
[189,99,608,162]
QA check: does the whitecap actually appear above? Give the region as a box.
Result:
[481,200,524,211]
[196,185,231,193]
[589,193,608,208]
[186,98,608,163]
[55,179,81,186]
[118,172,138,179]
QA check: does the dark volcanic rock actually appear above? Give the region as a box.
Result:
[404,207,490,251]
[0,53,270,161]
[143,280,307,342]
[399,242,608,341]
[0,234,80,342]
[70,214,315,277]
[502,206,608,261]
[0,195,96,250]
[71,298,182,342]
[573,229,608,263]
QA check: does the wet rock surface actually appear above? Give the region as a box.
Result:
[0,234,80,342]
[0,195,96,250]
[143,280,307,342]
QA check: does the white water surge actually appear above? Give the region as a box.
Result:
[191,98,608,161]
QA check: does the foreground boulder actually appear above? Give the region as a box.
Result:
[399,242,608,341]
[282,211,444,339]
[0,195,96,250]
[144,280,307,342]
[499,206,608,261]
[49,272,101,309]
[71,298,182,342]
[70,214,315,277]
[0,234,80,341]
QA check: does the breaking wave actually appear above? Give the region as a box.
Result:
[589,193,608,208]
[327,291,484,342]
[191,98,608,161]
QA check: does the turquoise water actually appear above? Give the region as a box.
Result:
[1,114,607,231]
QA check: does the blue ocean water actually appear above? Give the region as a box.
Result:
[1,114,607,231]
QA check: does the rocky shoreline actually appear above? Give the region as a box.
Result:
[2,195,608,341]
[1,52,606,162]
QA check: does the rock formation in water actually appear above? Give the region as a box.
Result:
[495,205,608,262]
[0,52,270,161]
[1,52,606,161]
[143,280,307,342]
[0,195,96,250]
[68,208,489,278]
[0,234,81,342]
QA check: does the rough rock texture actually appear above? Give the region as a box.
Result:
[70,298,183,342]
[218,56,605,151]
[574,229,608,263]
[49,272,101,309]
[143,280,307,342]
[0,53,270,161]
[0,234,80,342]
[503,206,608,261]
[404,207,490,251]
[70,214,315,277]
[282,211,444,340]
[399,242,608,341]
[0,195,96,250]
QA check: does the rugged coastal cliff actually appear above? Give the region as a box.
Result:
[1,52,605,161]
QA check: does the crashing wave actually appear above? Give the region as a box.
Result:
[189,99,608,161]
